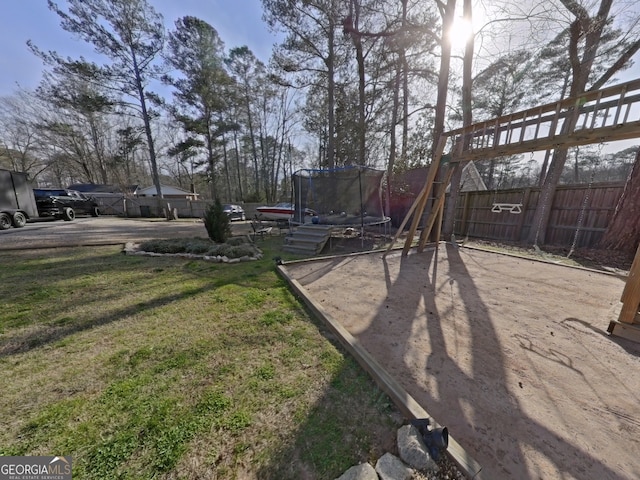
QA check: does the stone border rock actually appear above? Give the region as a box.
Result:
[336,425,464,480]
[122,241,263,263]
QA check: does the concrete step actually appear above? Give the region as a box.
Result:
[283,225,332,255]
[293,225,333,237]
[282,244,319,255]
[285,234,327,245]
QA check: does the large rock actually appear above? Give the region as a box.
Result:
[375,452,413,480]
[397,424,439,473]
[335,462,378,480]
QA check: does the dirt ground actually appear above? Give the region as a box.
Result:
[283,244,640,480]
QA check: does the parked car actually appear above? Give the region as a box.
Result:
[223,204,246,221]
[33,188,100,220]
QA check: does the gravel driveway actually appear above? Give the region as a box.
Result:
[0,217,252,250]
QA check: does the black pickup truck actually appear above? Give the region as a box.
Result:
[33,189,100,220]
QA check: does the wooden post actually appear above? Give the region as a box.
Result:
[435,195,444,247]
[417,167,454,252]
[618,243,640,324]
[384,137,447,257]
[402,175,435,256]
[609,243,640,342]
[401,139,448,256]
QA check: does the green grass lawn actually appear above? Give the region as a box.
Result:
[0,240,401,479]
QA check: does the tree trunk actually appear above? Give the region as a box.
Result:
[232,129,244,201]
[431,0,456,161]
[326,13,336,169]
[401,54,409,162]
[599,149,640,254]
[222,131,232,201]
[272,103,286,201]
[400,0,409,165]
[355,38,366,166]
[132,51,162,212]
[442,0,473,238]
[386,0,408,181]
[527,147,570,245]
[242,82,260,199]
[527,0,613,245]
[538,149,551,187]
[352,0,366,167]
[388,59,400,177]
[206,130,217,201]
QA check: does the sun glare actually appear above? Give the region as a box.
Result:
[448,17,474,51]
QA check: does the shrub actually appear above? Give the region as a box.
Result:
[205,243,258,258]
[226,236,250,246]
[203,199,231,243]
[138,237,259,259]
[139,238,187,254]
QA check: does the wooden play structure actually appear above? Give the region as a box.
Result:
[608,244,640,341]
[388,77,640,341]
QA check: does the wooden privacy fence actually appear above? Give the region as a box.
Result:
[451,182,625,248]
[91,196,266,220]
[91,195,211,218]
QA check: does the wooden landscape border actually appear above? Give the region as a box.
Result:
[277,249,485,480]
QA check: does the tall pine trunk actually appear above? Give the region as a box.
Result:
[599,149,640,254]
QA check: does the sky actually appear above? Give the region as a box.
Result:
[0,0,279,97]
[4,1,640,95]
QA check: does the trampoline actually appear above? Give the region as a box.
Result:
[291,166,390,229]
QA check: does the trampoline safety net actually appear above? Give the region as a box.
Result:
[292,166,389,226]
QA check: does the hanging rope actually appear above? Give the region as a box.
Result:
[567,142,603,258]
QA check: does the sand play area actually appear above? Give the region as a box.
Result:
[282,244,640,479]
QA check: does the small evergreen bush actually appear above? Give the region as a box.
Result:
[203,199,231,243]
